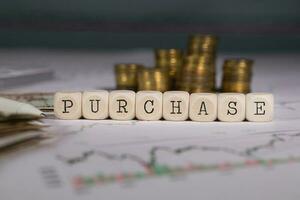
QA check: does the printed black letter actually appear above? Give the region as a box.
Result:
[62,100,73,113]
[144,100,154,114]
[254,101,266,115]
[170,101,182,114]
[198,101,208,115]
[90,99,100,113]
[227,101,237,115]
[117,99,128,113]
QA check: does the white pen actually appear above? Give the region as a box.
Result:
[0,97,44,121]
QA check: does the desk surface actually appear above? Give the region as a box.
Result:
[1,49,300,200]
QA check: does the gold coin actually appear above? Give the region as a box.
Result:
[138,67,170,92]
[187,34,218,55]
[221,58,253,93]
[155,49,183,89]
[190,87,215,93]
[222,82,251,93]
[115,64,142,90]
[223,59,253,70]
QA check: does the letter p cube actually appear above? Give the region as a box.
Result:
[54,92,82,119]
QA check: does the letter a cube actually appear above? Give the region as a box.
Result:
[189,93,217,122]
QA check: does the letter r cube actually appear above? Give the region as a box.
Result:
[109,90,135,120]
[54,92,82,119]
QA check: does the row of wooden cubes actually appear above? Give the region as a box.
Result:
[54,90,273,122]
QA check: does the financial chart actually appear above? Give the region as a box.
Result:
[1,50,300,200]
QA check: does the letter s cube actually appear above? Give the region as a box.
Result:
[163,91,189,121]
[218,93,246,122]
[54,92,82,119]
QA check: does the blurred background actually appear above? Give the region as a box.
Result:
[0,0,300,52]
[1,0,300,159]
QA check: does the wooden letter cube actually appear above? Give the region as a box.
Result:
[136,91,163,121]
[163,91,189,121]
[82,90,109,119]
[54,92,82,119]
[218,93,246,122]
[109,90,135,120]
[189,93,217,122]
[246,93,274,122]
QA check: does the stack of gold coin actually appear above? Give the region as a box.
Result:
[138,67,170,92]
[187,34,218,57]
[176,54,215,93]
[155,49,183,89]
[221,59,253,93]
[115,64,142,91]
